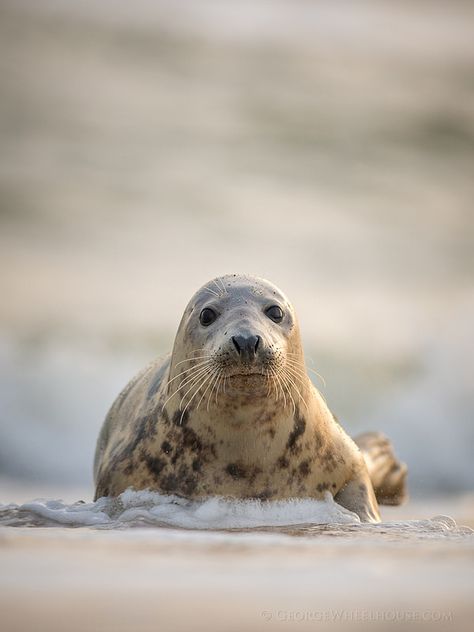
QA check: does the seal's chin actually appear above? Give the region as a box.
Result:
[226,372,268,391]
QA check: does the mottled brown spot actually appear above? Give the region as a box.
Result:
[171,449,180,464]
[298,459,311,476]
[119,413,157,461]
[172,408,189,427]
[176,463,198,496]
[161,441,172,455]
[321,450,338,473]
[277,456,289,469]
[226,463,247,479]
[249,466,263,484]
[313,434,324,453]
[143,453,167,478]
[316,482,330,493]
[181,427,202,453]
[287,414,306,453]
[254,488,275,501]
[160,473,179,492]
[147,360,169,398]
[162,407,170,425]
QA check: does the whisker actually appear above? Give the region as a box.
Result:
[204,286,220,297]
[284,364,310,389]
[285,357,326,388]
[204,369,220,412]
[307,368,327,388]
[281,376,295,415]
[195,368,218,412]
[264,368,273,399]
[180,370,216,423]
[174,355,213,367]
[162,365,210,410]
[212,279,225,296]
[282,367,309,412]
[215,369,224,406]
[275,369,287,408]
[271,367,287,410]
[267,368,279,400]
[302,355,327,385]
[214,276,227,295]
[175,365,211,393]
[283,361,313,386]
[163,369,210,411]
[206,369,222,412]
[164,359,213,387]
[279,370,296,416]
[187,348,209,355]
[179,368,213,409]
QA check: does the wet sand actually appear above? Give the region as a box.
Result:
[1,494,474,631]
[2,523,473,632]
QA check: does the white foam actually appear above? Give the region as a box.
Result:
[2,491,473,542]
[1,489,359,529]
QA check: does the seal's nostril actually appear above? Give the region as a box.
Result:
[254,335,261,353]
[232,336,242,355]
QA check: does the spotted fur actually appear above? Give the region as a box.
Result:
[94,274,407,522]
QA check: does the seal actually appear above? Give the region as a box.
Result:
[94,274,407,522]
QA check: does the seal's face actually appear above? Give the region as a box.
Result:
[168,274,306,409]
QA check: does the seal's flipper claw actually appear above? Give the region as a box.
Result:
[354,431,408,506]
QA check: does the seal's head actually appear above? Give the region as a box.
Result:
[166,274,308,419]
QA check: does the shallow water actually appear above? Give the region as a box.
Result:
[1,490,473,541]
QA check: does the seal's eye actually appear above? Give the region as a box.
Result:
[200,307,218,327]
[265,305,284,323]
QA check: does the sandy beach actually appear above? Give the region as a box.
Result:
[1,489,474,631]
[2,518,474,632]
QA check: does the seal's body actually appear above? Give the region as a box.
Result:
[94,275,406,522]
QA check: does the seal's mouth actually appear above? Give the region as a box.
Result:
[225,361,280,380]
[225,372,269,393]
[229,371,266,377]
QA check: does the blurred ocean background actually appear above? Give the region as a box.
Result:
[0,0,473,498]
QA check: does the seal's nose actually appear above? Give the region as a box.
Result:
[231,334,261,362]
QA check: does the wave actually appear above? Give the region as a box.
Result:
[1,490,473,542]
[0,489,359,529]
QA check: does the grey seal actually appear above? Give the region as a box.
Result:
[94,274,407,522]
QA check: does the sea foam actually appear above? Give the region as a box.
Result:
[0,489,359,529]
[1,490,473,541]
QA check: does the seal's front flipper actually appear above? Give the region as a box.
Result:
[334,472,381,523]
[354,431,408,506]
